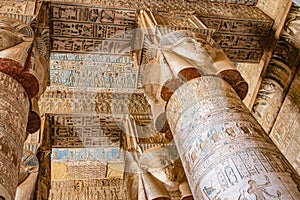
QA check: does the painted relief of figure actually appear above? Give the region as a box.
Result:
[108,73,114,87]
[98,72,105,87]
[203,180,221,200]
[53,71,61,85]
[247,176,281,200]
[68,71,75,87]
[94,73,98,87]
[74,181,84,200]
[114,72,119,88]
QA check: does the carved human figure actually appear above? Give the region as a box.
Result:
[247,176,281,200]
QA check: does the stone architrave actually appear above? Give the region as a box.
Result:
[166,76,300,199]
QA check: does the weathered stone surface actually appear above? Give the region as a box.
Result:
[167,76,300,199]
[49,178,128,200]
[270,68,300,175]
[0,72,30,200]
[49,53,137,90]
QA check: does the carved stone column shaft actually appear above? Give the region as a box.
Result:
[252,41,299,133]
[167,76,300,199]
[252,4,300,134]
[0,72,30,200]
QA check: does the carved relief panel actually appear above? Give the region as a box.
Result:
[50,3,136,54]
[49,53,137,90]
[199,14,273,62]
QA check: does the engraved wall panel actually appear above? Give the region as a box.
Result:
[166,76,300,199]
[49,114,123,148]
[48,2,271,62]
[50,4,136,54]
[199,16,273,62]
[51,148,124,180]
[198,18,272,35]
[51,38,132,54]
[0,0,36,16]
[49,53,137,90]
[49,178,128,200]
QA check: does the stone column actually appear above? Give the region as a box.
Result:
[0,17,46,200]
[252,3,300,134]
[139,10,299,199]
[0,72,30,200]
[166,76,300,199]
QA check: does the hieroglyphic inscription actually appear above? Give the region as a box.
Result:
[0,0,36,16]
[199,17,272,35]
[49,178,128,200]
[0,72,30,200]
[51,5,135,25]
[213,34,267,49]
[50,114,123,148]
[223,48,264,62]
[52,22,132,39]
[51,38,132,54]
[50,4,136,54]
[51,148,124,180]
[53,161,107,180]
[257,3,300,175]
[49,53,137,90]
[252,59,294,133]
[48,2,271,62]
[52,148,123,163]
[167,76,300,199]
[199,16,273,62]
[153,12,206,29]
